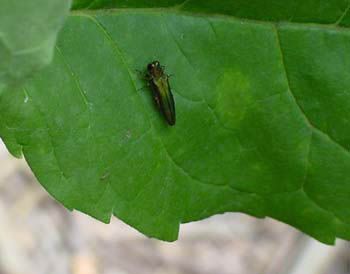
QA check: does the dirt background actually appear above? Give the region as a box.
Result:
[0,140,349,274]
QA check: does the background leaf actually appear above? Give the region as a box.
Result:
[1,0,350,244]
[0,0,71,94]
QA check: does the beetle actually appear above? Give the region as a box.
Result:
[145,61,176,126]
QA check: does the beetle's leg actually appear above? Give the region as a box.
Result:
[136,80,151,91]
[135,69,150,80]
[137,80,152,91]
[135,69,152,91]
[135,69,143,76]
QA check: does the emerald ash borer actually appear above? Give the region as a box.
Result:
[146,61,176,126]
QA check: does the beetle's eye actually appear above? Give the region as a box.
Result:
[147,63,154,70]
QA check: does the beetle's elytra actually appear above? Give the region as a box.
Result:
[145,61,176,126]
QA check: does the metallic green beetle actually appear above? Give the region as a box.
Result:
[146,61,176,126]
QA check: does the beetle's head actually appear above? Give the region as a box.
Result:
[147,61,163,77]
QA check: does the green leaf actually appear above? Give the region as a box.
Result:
[72,0,349,24]
[2,1,350,244]
[0,0,71,94]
